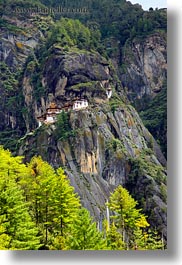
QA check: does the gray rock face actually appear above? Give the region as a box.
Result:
[0,16,42,137]
[17,46,167,239]
[120,33,167,101]
[0,16,167,240]
[43,49,110,99]
[0,21,40,71]
[21,49,114,130]
[18,102,167,239]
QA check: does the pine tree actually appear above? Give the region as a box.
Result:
[0,182,41,250]
[106,222,125,250]
[107,185,164,250]
[25,157,80,248]
[0,147,41,250]
[50,168,81,237]
[108,185,149,245]
[0,146,28,182]
[133,228,164,250]
[65,208,107,250]
[0,222,11,250]
[23,156,57,246]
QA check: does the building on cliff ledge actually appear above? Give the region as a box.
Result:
[100,81,112,99]
[73,99,88,110]
[37,99,89,126]
[37,102,62,127]
[106,87,112,99]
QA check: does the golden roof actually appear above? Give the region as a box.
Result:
[49,102,57,109]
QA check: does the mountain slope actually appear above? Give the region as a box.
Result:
[17,44,167,239]
[0,2,167,241]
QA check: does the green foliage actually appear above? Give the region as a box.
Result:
[0,63,26,152]
[0,62,18,93]
[1,0,45,11]
[106,222,125,250]
[106,138,127,158]
[68,81,97,92]
[139,82,167,157]
[0,130,22,153]
[46,17,101,51]
[0,223,11,250]
[22,157,80,247]
[107,185,164,250]
[128,151,166,186]
[109,96,125,113]
[0,1,167,249]
[0,147,41,250]
[55,111,76,140]
[31,15,53,33]
[49,167,81,237]
[108,185,149,232]
[0,17,27,34]
[133,228,164,250]
[37,0,166,48]
[0,147,165,250]
[125,153,167,230]
[65,208,107,250]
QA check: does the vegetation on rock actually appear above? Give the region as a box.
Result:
[0,0,167,250]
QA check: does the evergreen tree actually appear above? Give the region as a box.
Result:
[106,222,125,250]
[24,157,80,248]
[50,168,81,237]
[0,146,28,182]
[108,185,149,245]
[108,185,164,250]
[0,148,41,250]
[24,156,56,246]
[0,222,11,250]
[46,18,93,50]
[65,208,107,250]
[55,111,73,140]
[133,228,164,250]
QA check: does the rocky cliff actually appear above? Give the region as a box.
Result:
[0,12,167,239]
[120,33,167,102]
[0,14,52,148]
[17,46,167,238]
[118,32,167,157]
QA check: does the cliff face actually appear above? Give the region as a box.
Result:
[0,15,49,147]
[0,14,167,239]
[0,16,40,70]
[22,48,113,128]
[120,33,167,102]
[0,14,54,148]
[18,47,167,238]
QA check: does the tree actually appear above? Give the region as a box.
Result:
[24,156,56,246]
[0,222,11,250]
[0,146,28,182]
[139,81,167,157]
[107,185,164,250]
[0,147,41,250]
[50,168,81,237]
[106,222,125,250]
[65,208,107,250]
[46,18,93,51]
[133,228,164,250]
[55,111,72,140]
[24,157,80,248]
[108,185,149,245]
